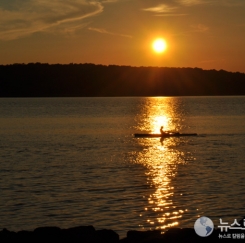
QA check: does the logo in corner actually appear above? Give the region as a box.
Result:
[194,216,214,237]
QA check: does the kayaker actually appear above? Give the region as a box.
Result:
[160,126,165,135]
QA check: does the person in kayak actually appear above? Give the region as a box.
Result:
[160,126,166,135]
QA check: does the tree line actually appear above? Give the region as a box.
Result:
[0,63,245,96]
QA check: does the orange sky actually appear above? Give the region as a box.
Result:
[1,0,245,73]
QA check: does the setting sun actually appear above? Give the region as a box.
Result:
[152,38,167,53]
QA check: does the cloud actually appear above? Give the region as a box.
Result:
[177,0,206,6]
[177,0,245,7]
[142,4,177,13]
[0,0,104,40]
[88,27,132,38]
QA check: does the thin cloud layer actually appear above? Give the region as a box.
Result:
[177,0,205,6]
[88,27,132,38]
[0,0,104,40]
[142,0,209,16]
[178,0,245,7]
[142,4,177,13]
[141,0,241,17]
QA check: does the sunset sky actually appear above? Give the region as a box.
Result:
[1,0,245,72]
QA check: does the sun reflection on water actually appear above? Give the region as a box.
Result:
[132,97,191,231]
[152,116,169,133]
[134,97,186,134]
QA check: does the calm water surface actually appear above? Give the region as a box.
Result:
[0,97,245,237]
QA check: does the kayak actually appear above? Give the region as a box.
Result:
[134,133,197,138]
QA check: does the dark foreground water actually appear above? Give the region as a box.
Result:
[0,97,245,237]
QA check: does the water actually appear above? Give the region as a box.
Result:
[0,96,245,238]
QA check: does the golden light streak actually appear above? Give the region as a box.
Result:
[132,97,190,232]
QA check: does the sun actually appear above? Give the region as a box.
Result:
[152,38,167,53]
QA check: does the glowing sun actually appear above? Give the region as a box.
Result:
[152,38,167,53]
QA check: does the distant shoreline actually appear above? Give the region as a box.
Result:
[1,63,245,97]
